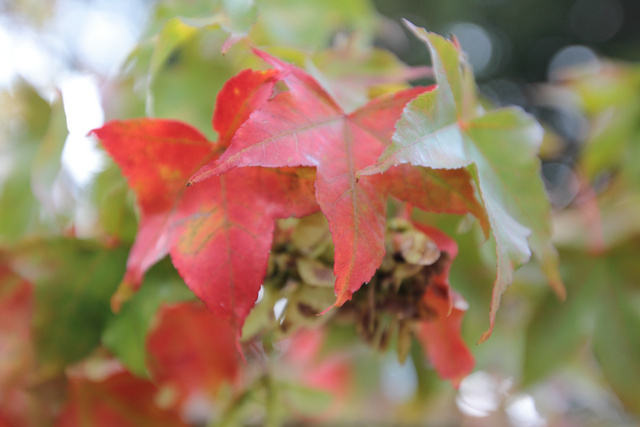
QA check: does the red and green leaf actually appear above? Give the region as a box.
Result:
[360,21,564,341]
[193,49,486,309]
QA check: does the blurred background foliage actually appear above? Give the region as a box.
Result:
[1,0,639,425]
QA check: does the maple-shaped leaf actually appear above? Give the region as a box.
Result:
[360,21,565,342]
[412,224,474,387]
[92,69,318,339]
[146,302,240,409]
[56,367,187,427]
[191,49,487,308]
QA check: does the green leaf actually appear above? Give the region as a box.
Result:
[593,258,640,415]
[0,83,54,243]
[31,97,69,224]
[254,0,376,50]
[523,255,599,386]
[92,163,138,242]
[148,28,245,138]
[359,21,564,341]
[145,0,257,119]
[279,381,333,416]
[149,0,256,75]
[7,239,128,376]
[102,260,194,378]
[306,46,430,112]
[560,62,640,185]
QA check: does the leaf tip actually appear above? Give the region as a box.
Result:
[357,163,385,179]
[400,18,418,32]
[221,34,242,54]
[110,281,137,313]
[87,125,103,139]
[187,167,215,186]
[318,304,335,316]
[552,279,567,301]
[476,329,492,345]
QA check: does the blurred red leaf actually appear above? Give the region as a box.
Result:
[55,368,187,427]
[192,49,486,309]
[146,302,241,408]
[0,265,34,427]
[282,328,351,415]
[413,225,474,387]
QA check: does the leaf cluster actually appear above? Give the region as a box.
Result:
[3,0,638,425]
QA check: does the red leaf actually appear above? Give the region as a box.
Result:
[91,119,214,295]
[192,49,487,308]
[172,165,317,335]
[282,328,352,415]
[92,70,318,338]
[0,265,34,427]
[56,368,187,427]
[213,68,283,148]
[413,225,474,387]
[146,303,241,408]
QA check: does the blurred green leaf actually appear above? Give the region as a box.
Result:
[522,240,640,413]
[92,163,138,243]
[150,0,256,77]
[253,0,376,50]
[593,267,640,414]
[0,83,54,243]
[102,260,194,378]
[523,254,599,386]
[7,239,128,376]
[279,381,333,416]
[150,28,249,138]
[559,63,640,186]
[31,97,72,227]
[306,46,429,111]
